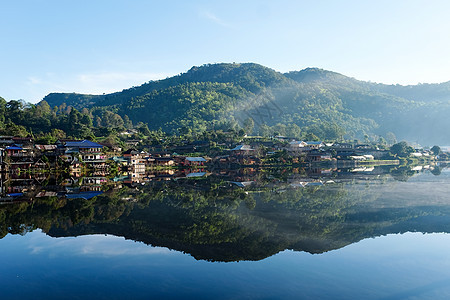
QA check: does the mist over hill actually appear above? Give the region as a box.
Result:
[42,63,450,144]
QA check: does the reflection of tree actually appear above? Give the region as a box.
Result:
[430,166,442,176]
[2,171,450,262]
[390,166,416,181]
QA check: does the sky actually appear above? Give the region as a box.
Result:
[2,0,450,103]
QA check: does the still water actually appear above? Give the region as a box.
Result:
[1,166,450,299]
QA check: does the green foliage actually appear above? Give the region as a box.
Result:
[390,141,415,157]
[431,145,441,155]
[6,62,450,144]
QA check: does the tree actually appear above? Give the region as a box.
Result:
[364,134,370,144]
[259,124,271,137]
[378,136,387,146]
[386,132,397,145]
[243,117,254,135]
[304,132,319,141]
[431,145,441,156]
[123,114,133,129]
[390,141,414,157]
[286,124,301,139]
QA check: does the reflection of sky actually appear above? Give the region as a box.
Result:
[2,230,450,299]
[24,230,173,257]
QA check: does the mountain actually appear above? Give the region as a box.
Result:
[41,63,450,144]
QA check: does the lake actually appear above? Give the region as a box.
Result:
[1,165,450,299]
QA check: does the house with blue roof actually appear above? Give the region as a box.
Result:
[59,140,106,164]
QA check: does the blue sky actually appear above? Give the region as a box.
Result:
[2,0,450,103]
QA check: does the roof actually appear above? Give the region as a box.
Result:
[35,144,57,150]
[64,140,103,149]
[230,145,254,151]
[12,137,33,141]
[112,156,128,163]
[306,141,324,145]
[6,145,23,150]
[185,157,207,162]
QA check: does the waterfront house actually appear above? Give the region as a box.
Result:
[5,145,25,157]
[59,140,105,162]
[230,145,254,156]
[0,136,14,147]
[304,141,325,151]
[153,157,175,166]
[287,140,307,152]
[12,136,34,148]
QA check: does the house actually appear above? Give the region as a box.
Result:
[410,152,423,157]
[12,136,34,148]
[123,148,140,158]
[99,142,122,152]
[59,140,105,162]
[0,136,14,147]
[5,145,25,157]
[35,144,58,157]
[125,139,142,147]
[230,145,254,156]
[304,141,325,151]
[153,157,175,166]
[123,149,147,164]
[287,140,307,152]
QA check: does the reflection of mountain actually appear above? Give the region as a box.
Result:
[2,169,450,262]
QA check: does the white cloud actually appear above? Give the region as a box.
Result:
[200,10,233,28]
[24,71,172,103]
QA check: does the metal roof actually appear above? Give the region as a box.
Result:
[6,146,23,150]
[305,141,324,145]
[64,140,103,148]
[230,145,254,151]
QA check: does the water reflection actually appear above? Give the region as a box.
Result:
[1,164,450,262]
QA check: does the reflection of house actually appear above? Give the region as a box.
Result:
[82,177,108,185]
[185,157,207,166]
[307,152,332,162]
[230,181,254,188]
[66,191,103,200]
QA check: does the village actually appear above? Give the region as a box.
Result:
[0,135,443,183]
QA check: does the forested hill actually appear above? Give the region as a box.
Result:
[41,63,450,144]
